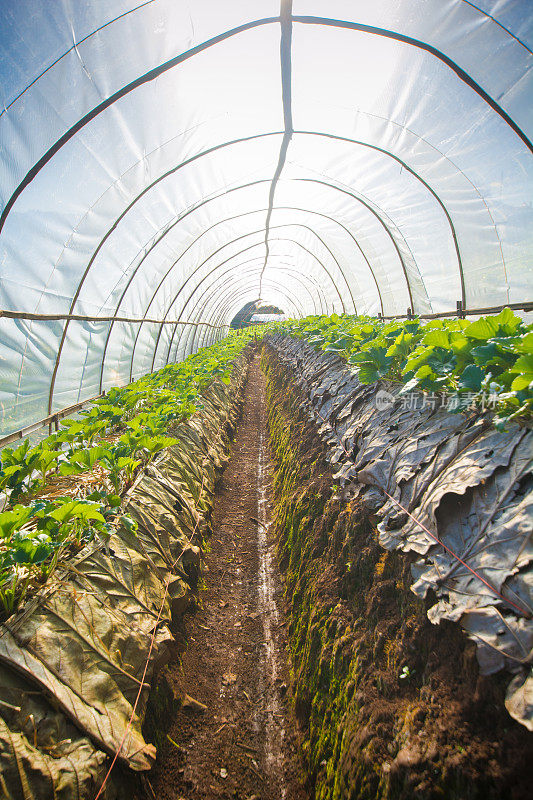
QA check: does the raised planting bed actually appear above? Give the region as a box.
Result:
[0,332,256,799]
[262,334,532,800]
[276,308,533,429]
[0,329,256,620]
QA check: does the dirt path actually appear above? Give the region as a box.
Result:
[149,356,307,800]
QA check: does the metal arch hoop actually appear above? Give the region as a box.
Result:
[55,126,452,313]
[150,260,326,372]
[2,10,529,235]
[136,214,356,374]
[187,281,297,356]
[46,128,450,412]
[97,167,435,392]
[112,214,353,385]
[99,164,442,386]
[178,271,310,361]
[167,273,308,367]
[46,116,476,335]
[161,276,305,372]
[157,235,339,374]
[130,228,345,382]
[181,280,304,362]
[110,182,425,385]
[0,1,158,120]
[291,16,532,153]
[97,194,370,368]
[6,5,524,408]
[200,279,310,351]
[137,231,345,382]
[95,182,399,393]
[98,227,341,389]
[91,163,435,395]
[139,257,326,377]
[5,0,529,125]
[294,131,461,305]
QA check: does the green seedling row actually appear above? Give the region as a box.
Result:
[273,308,533,427]
[0,328,256,618]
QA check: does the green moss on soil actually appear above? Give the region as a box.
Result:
[261,343,533,800]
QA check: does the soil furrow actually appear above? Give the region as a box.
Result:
[149,356,306,800]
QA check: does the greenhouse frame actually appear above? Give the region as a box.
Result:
[0,2,532,799]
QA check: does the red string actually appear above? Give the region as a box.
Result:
[379,486,530,618]
[314,408,530,619]
[94,472,206,799]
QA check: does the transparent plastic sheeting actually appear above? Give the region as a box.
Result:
[0,1,531,435]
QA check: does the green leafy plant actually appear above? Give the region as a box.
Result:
[0,442,42,502]
[137,435,179,458]
[0,498,109,616]
[80,402,124,427]
[33,450,59,486]
[277,309,533,428]
[58,445,111,476]
[0,327,257,616]
[0,505,35,539]
[101,452,141,493]
[61,418,108,446]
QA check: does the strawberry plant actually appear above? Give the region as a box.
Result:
[33,449,59,486]
[0,327,257,616]
[58,445,111,476]
[0,498,109,616]
[100,451,141,493]
[277,309,533,427]
[60,418,108,446]
[0,442,42,502]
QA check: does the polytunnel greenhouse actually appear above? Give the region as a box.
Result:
[0,1,532,798]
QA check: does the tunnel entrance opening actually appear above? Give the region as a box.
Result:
[230,301,286,328]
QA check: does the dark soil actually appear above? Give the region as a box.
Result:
[263,343,533,800]
[148,357,308,800]
[143,346,533,800]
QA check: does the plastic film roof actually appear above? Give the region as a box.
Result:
[0,0,532,434]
